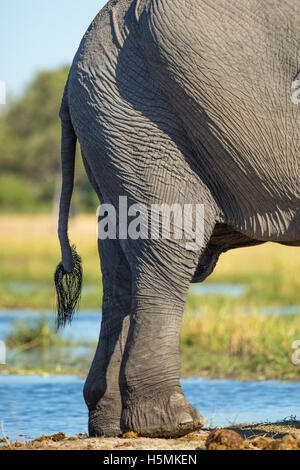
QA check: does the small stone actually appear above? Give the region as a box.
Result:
[291,431,300,445]
[34,432,66,443]
[50,432,66,442]
[13,441,23,448]
[206,429,244,450]
[251,437,274,449]
[270,435,299,450]
[122,432,139,439]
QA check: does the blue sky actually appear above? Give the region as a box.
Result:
[1,0,107,98]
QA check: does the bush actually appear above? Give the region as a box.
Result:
[6,316,65,350]
[0,175,39,212]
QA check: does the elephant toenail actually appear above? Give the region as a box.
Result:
[179,413,193,425]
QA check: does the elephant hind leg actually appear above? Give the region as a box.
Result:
[84,238,132,437]
[118,237,208,437]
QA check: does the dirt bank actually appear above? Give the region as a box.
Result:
[1,421,299,451]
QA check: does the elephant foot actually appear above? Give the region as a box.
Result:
[121,391,205,438]
[88,400,122,437]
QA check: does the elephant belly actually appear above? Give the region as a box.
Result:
[142,0,300,242]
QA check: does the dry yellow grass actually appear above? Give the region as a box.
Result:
[0,214,299,306]
[1,213,299,280]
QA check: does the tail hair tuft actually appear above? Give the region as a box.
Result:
[54,245,82,329]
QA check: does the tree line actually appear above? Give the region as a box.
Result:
[0,67,98,213]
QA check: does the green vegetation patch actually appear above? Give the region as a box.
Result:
[181,308,300,381]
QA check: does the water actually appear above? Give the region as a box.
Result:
[260,306,300,316]
[0,302,299,442]
[185,378,300,427]
[1,279,299,348]
[0,374,299,442]
[0,310,101,343]
[0,311,99,371]
[189,284,246,297]
[0,375,87,442]
[8,281,246,298]
[0,296,299,346]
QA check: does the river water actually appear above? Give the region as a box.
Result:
[0,374,299,442]
[0,298,299,442]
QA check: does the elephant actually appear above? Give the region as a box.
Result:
[54,0,300,438]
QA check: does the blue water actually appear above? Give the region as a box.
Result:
[260,306,300,316]
[1,302,299,346]
[189,284,246,297]
[0,310,101,343]
[0,303,299,442]
[8,282,246,298]
[0,374,299,442]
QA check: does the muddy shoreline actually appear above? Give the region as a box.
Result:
[1,421,300,451]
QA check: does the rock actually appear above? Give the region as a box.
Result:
[206,429,244,450]
[270,435,299,450]
[291,431,300,445]
[13,441,23,448]
[34,432,66,443]
[251,437,275,450]
[122,432,139,439]
[251,434,300,450]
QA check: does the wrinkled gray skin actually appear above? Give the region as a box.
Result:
[57,0,300,437]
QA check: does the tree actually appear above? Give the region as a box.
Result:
[0,67,98,213]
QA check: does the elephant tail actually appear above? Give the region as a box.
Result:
[54,102,83,329]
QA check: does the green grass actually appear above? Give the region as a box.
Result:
[5,316,67,350]
[1,315,93,376]
[180,307,300,381]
